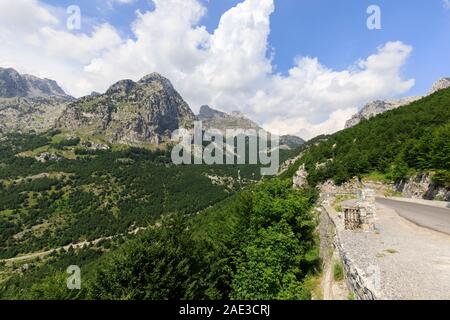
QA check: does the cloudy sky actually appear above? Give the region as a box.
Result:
[1,0,449,139]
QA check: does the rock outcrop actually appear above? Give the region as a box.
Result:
[293,164,309,189]
[429,77,450,95]
[394,172,450,201]
[58,73,196,145]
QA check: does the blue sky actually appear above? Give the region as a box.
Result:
[2,0,448,138]
[41,0,450,96]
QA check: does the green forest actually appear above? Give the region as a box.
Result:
[1,87,448,300]
[1,179,320,300]
[0,130,270,260]
[0,128,317,299]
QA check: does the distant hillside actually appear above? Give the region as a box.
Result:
[198,105,305,149]
[279,135,305,149]
[345,77,450,128]
[198,105,262,131]
[295,87,450,189]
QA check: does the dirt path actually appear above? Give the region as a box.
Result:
[321,253,349,300]
[322,260,334,300]
[0,226,148,264]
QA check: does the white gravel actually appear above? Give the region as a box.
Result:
[327,200,450,300]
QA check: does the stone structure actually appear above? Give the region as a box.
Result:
[319,206,378,300]
[343,201,361,230]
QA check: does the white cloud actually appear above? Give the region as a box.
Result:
[443,0,450,10]
[106,0,136,9]
[0,0,415,139]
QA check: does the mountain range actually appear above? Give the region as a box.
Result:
[2,66,447,147]
[198,105,305,149]
[0,67,305,149]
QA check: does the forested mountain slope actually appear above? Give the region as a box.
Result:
[0,129,311,300]
[297,87,450,187]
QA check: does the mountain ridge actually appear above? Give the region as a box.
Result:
[197,105,305,149]
[0,67,72,99]
[58,73,196,145]
[345,77,450,129]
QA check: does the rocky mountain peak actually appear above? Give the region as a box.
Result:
[138,72,169,84]
[198,105,226,119]
[429,78,450,95]
[105,79,135,96]
[0,67,71,99]
[0,68,73,136]
[58,72,196,145]
[138,72,176,93]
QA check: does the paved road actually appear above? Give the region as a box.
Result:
[376,197,450,235]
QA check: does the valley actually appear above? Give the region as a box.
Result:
[0,66,449,301]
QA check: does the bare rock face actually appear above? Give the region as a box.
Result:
[0,68,73,135]
[58,73,196,145]
[429,78,450,95]
[0,67,70,99]
[345,97,421,129]
[394,173,450,201]
[293,164,309,189]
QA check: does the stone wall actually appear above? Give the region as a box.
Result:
[320,206,378,300]
[333,237,377,300]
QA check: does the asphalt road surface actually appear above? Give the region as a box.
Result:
[376,197,450,235]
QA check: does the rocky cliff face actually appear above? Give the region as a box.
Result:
[345,77,450,129]
[0,67,70,99]
[0,68,73,135]
[394,172,450,201]
[58,73,196,145]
